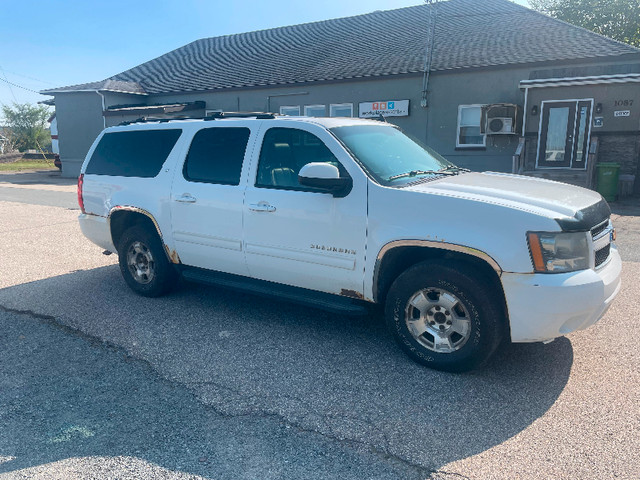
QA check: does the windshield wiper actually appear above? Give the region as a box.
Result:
[439,165,470,173]
[388,166,465,181]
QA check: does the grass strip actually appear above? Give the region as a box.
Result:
[0,161,57,172]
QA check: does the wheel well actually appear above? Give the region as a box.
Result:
[109,210,160,251]
[375,246,509,334]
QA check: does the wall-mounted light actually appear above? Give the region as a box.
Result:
[595,103,603,114]
[531,105,538,115]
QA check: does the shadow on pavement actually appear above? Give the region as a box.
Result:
[0,265,574,478]
[0,170,76,187]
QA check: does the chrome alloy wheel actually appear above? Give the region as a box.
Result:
[405,288,471,353]
[126,241,155,285]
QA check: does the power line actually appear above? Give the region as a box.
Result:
[0,76,43,95]
[1,70,56,86]
[0,65,18,102]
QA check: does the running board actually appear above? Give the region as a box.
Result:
[181,267,370,315]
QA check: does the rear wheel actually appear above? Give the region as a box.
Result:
[118,225,178,297]
[385,260,504,372]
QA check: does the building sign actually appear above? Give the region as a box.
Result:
[359,100,409,118]
[614,110,631,117]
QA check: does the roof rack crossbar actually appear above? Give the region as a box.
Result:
[205,111,276,120]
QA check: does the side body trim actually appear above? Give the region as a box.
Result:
[373,239,503,302]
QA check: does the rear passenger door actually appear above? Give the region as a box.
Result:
[170,125,255,276]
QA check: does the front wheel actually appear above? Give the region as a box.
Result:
[385,260,504,372]
[118,225,178,297]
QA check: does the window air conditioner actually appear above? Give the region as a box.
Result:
[487,117,514,134]
[481,103,520,135]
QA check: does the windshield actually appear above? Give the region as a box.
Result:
[330,125,464,186]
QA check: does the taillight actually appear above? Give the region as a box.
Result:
[77,173,85,213]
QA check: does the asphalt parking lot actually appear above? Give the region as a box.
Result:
[0,170,639,479]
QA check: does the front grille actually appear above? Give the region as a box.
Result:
[591,221,608,238]
[591,220,612,268]
[595,244,611,268]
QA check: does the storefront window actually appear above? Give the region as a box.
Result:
[304,105,326,117]
[330,103,353,117]
[280,106,300,116]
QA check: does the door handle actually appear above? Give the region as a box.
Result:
[175,193,197,203]
[249,202,276,212]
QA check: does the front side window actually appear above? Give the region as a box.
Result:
[256,127,343,190]
[330,103,353,117]
[304,105,326,117]
[457,105,485,147]
[183,127,250,185]
[86,129,182,177]
[280,106,300,116]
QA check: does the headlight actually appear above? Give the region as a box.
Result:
[527,231,590,273]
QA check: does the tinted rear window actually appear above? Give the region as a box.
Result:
[183,127,250,185]
[86,129,182,177]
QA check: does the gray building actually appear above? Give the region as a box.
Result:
[42,0,640,194]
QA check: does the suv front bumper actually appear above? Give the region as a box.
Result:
[502,246,622,343]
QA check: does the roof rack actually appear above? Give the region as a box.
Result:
[118,111,277,126]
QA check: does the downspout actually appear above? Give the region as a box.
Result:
[421,0,439,142]
[95,90,106,128]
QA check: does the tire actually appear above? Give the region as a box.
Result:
[117,225,178,297]
[385,260,504,373]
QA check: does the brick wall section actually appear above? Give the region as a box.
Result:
[594,134,640,195]
[593,134,640,176]
[521,134,639,194]
[524,134,640,176]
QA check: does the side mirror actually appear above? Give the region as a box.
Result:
[298,163,352,198]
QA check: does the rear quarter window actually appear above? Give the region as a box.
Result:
[86,129,182,177]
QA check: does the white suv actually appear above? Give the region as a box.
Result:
[77,113,621,372]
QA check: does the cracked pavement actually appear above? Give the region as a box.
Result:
[0,171,639,479]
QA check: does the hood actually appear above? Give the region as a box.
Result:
[406,172,609,231]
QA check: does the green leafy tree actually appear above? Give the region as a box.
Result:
[1,102,52,152]
[529,0,640,47]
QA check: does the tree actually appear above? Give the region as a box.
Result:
[529,0,640,47]
[1,102,52,152]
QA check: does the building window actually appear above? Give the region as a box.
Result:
[304,105,326,117]
[457,105,485,147]
[280,106,300,116]
[330,103,353,117]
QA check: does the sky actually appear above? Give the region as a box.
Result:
[0,0,530,117]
